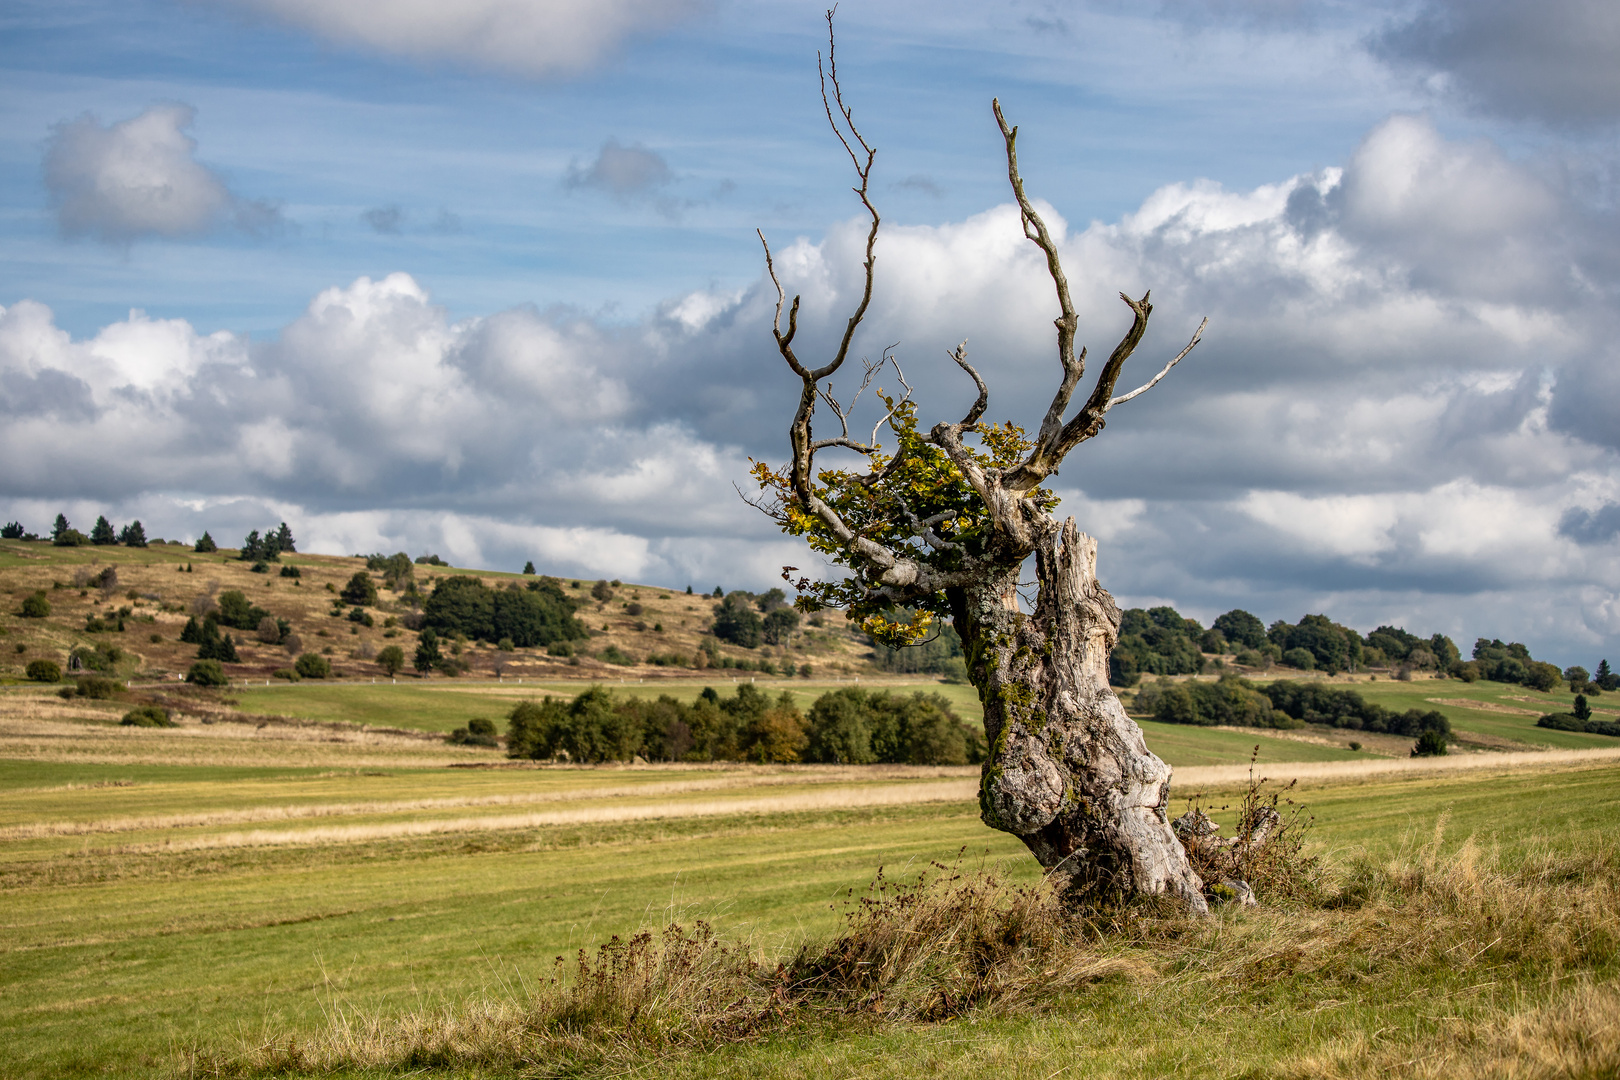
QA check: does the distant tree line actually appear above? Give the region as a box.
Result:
[1136,675,1452,742]
[504,684,983,766]
[709,588,801,649]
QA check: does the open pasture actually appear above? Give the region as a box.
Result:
[2,695,1618,1078]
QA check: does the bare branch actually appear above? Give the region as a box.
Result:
[994,99,1084,443]
[946,341,988,427]
[1108,317,1207,407]
[812,9,880,384]
[867,347,911,445]
[757,230,807,378]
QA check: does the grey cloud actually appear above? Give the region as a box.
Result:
[896,174,945,198]
[212,0,705,79]
[1373,0,1620,126]
[565,139,673,200]
[42,104,285,245]
[1560,503,1620,545]
[362,205,404,234]
[0,367,97,420]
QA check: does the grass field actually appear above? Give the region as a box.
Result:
[3,687,1619,1079]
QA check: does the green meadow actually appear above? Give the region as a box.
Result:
[2,690,1618,1078]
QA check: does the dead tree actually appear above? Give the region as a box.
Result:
[752,13,1210,912]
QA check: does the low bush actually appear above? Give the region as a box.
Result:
[272,668,300,682]
[186,660,228,687]
[74,675,122,699]
[25,659,61,682]
[19,592,50,618]
[600,644,636,666]
[547,640,575,658]
[1538,713,1620,737]
[1411,728,1449,756]
[121,704,174,727]
[279,564,301,578]
[295,653,332,679]
[448,717,499,747]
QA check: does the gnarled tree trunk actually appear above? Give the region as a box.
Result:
[949,519,1208,914]
[755,19,1213,911]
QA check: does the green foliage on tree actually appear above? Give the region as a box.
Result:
[294,653,331,679]
[118,520,147,547]
[1282,647,1315,670]
[422,576,586,648]
[198,631,238,662]
[215,590,270,630]
[193,531,217,553]
[279,564,301,579]
[1,521,24,539]
[1411,729,1449,757]
[1135,675,1298,729]
[186,659,228,686]
[712,591,763,648]
[803,688,982,765]
[762,606,801,645]
[53,527,89,547]
[365,552,413,591]
[867,614,965,678]
[90,515,117,545]
[522,561,536,575]
[1110,606,1206,686]
[1212,609,1267,650]
[51,513,69,541]
[341,572,379,606]
[20,592,50,618]
[414,629,442,673]
[376,644,405,676]
[1574,694,1593,722]
[1264,681,1451,738]
[1598,660,1619,692]
[448,717,499,747]
[25,659,61,682]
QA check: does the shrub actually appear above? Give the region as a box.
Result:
[257,616,283,644]
[1411,729,1449,756]
[20,592,50,618]
[591,579,614,602]
[341,572,379,606]
[1281,647,1315,670]
[121,704,174,727]
[547,640,575,658]
[348,607,374,627]
[600,644,636,666]
[414,553,446,566]
[448,717,499,747]
[194,531,217,553]
[295,653,332,679]
[1,521,23,539]
[25,659,61,682]
[73,675,121,698]
[376,644,405,676]
[272,668,300,682]
[186,660,228,686]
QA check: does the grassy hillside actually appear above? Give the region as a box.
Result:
[0,538,888,687]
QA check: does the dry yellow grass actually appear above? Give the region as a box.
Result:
[107,778,979,853]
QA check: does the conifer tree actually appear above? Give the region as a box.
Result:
[91,516,117,545]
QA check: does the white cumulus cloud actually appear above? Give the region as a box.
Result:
[42,104,284,245]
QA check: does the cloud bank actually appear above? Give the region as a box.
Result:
[5,113,1618,660]
[43,105,283,245]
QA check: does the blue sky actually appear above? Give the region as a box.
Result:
[2,0,1618,666]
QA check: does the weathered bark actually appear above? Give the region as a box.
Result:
[949,518,1208,914]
